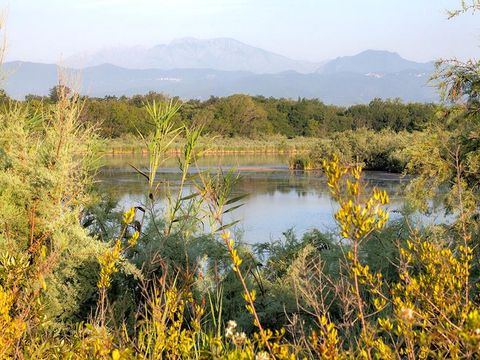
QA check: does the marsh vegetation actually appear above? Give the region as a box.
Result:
[1,2,480,359]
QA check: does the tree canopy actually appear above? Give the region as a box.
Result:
[24,90,438,139]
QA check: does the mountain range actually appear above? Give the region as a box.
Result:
[65,38,321,74]
[3,38,438,105]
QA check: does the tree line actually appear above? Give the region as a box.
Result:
[23,88,437,138]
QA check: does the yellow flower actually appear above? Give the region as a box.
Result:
[221,230,231,241]
[111,349,121,360]
[128,231,140,246]
[123,207,136,224]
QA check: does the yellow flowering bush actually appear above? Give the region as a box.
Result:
[0,286,27,359]
[290,156,480,359]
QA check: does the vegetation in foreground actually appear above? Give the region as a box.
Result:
[1,2,480,359]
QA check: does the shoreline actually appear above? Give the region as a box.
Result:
[102,136,318,156]
[104,148,311,156]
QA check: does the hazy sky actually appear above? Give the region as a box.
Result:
[2,0,480,63]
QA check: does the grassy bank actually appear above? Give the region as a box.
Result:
[106,131,414,174]
[103,134,318,155]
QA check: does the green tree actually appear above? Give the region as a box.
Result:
[212,95,272,137]
[48,84,72,103]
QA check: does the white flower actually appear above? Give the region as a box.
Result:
[225,320,237,338]
[227,320,237,329]
[399,307,414,322]
[255,351,270,360]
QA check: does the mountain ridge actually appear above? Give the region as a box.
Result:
[4,44,438,105]
[65,37,321,74]
[2,55,437,106]
[64,38,433,76]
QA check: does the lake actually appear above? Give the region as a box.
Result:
[96,153,442,243]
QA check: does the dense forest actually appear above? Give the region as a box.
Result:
[23,89,436,139]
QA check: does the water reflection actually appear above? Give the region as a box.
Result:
[96,153,417,243]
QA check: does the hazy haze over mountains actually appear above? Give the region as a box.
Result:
[4,38,437,105]
[65,38,321,74]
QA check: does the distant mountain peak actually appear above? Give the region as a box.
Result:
[170,37,242,45]
[358,49,400,55]
[318,49,433,74]
[66,37,320,74]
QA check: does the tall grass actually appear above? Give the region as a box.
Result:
[104,135,317,156]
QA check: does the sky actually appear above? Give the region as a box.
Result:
[2,0,480,64]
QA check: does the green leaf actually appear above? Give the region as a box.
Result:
[223,203,244,214]
[180,192,200,201]
[216,220,240,232]
[172,215,193,223]
[225,194,248,205]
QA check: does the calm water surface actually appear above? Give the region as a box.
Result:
[97,153,439,243]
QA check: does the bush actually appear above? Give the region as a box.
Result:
[293,128,414,172]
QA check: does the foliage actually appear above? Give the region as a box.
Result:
[0,89,104,332]
[22,91,437,140]
[447,0,480,17]
[291,128,413,172]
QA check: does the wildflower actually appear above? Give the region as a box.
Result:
[221,230,231,242]
[123,207,136,224]
[378,318,393,332]
[112,349,121,360]
[230,248,242,271]
[128,231,140,246]
[225,320,237,338]
[227,320,237,329]
[399,307,414,322]
[232,331,247,346]
[97,240,122,290]
[255,351,270,360]
[38,274,47,291]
